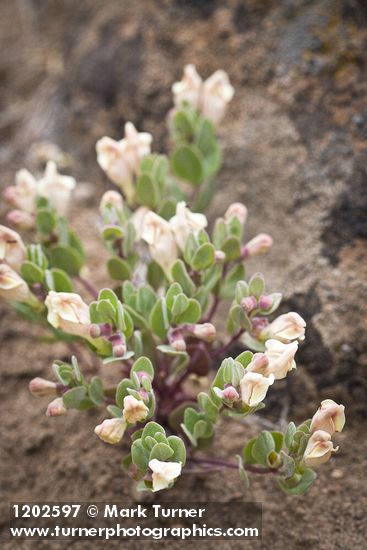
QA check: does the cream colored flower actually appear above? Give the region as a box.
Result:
[0,264,34,303]
[131,206,149,240]
[0,225,26,271]
[240,371,274,407]
[45,291,91,338]
[224,202,248,226]
[172,64,202,110]
[303,430,338,468]
[96,123,152,204]
[169,201,207,251]
[29,377,58,397]
[141,211,178,274]
[123,122,152,170]
[122,395,149,424]
[96,137,132,191]
[37,161,76,215]
[3,169,37,213]
[268,312,306,342]
[172,65,234,125]
[310,399,345,436]
[149,459,182,492]
[242,233,273,257]
[94,417,127,444]
[46,397,67,417]
[201,70,235,125]
[264,339,298,380]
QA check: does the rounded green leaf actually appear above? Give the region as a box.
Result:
[149,443,174,461]
[63,386,88,409]
[137,173,158,208]
[191,243,215,271]
[130,356,154,379]
[171,144,204,185]
[44,268,73,292]
[49,245,83,276]
[221,237,241,262]
[36,208,56,234]
[20,261,44,285]
[107,257,132,281]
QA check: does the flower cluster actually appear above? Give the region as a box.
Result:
[0,65,345,495]
[4,161,75,229]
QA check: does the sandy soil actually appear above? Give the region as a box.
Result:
[0,1,366,548]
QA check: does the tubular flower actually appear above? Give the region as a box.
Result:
[268,312,306,342]
[37,161,76,215]
[3,169,37,213]
[172,65,234,125]
[264,339,298,380]
[201,70,235,125]
[141,212,178,275]
[0,225,26,271]
[96,122,152,204]
[310,399,345,436]
[149,459,182,492]
[0,264,35,304]
[240,372,274,407]
[303,430,339,468]
[122,395,149,424]
[45,291,91,338]
[94,418,127,444]
[29,378,58,398]
[169,201,207,251]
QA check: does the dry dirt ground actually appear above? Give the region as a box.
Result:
[0,1,366,548]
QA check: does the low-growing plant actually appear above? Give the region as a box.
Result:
[0,65,345,494]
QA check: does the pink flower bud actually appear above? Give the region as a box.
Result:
[222,386,240,402]
[29,377,58,397]
[258,295,273,310]
[241,296,258,312]
[242,233,273,258]
[89,323,112,339]
[46,397,66,417]
[246,353,269,375]
[224,202,248,226]
[171,338,186,352]
[192,323,216,342]
[99,190,124,212]
[214,250,226,262]
[113,344,127,357]
[6,210,35,230]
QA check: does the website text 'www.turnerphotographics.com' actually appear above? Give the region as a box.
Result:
[8,502,262,541]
